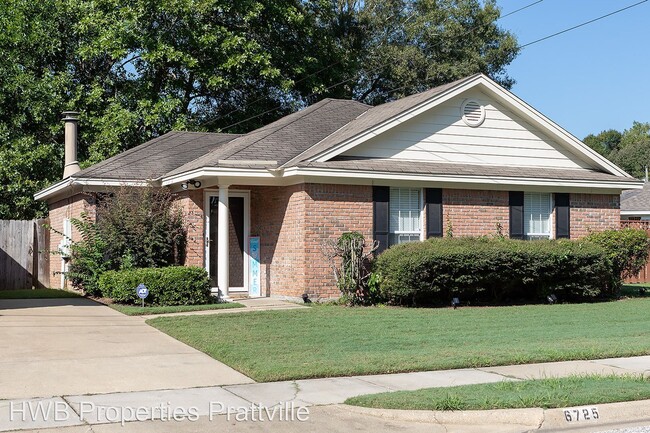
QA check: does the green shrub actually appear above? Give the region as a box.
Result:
[62,186,186,294]
[584,229,649,282]
[373,237,614,306]
[98,266,212,306]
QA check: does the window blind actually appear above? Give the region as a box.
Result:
[524,192,551,238]
[389,187,421,245]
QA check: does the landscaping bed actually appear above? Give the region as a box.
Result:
[148,298,650,382]
[345,375,650,410]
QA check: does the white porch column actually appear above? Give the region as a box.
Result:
[217,185,230,296]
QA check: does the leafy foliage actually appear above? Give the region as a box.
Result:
[66,186,186,294]
[98,266,212,306]
[583,122,650,178]
[0,0,519,219]
[585,228,649,283]
[373,237,615,306]
[322,231,378,305]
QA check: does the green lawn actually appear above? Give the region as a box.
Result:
[345,375,650,410]
[111,302,245,316]
[147,298,650,382]
[0,288,81,299]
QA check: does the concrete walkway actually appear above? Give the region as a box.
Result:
[137,297,307,319]
[1,355,648,432]
[0,298,253,400]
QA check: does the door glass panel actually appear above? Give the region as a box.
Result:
[208,196,245,288]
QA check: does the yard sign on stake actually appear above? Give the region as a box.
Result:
[136,283,149,307]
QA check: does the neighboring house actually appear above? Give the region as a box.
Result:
[621,182,650,220]
[35,74,642,299]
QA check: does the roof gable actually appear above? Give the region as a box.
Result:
[294,74,631,178]
[341,87,594,170]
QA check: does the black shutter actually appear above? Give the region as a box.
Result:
[425,188,443,238]
[509,191,524,239]
[373,186,390,254]
[555,193,570,239]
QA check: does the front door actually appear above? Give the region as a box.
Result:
[206,192,249,294]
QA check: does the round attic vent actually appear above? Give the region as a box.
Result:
[461,99,485,127]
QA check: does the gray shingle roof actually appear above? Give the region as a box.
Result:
[165,98,370,177]
[621,182,650,211]
[73,131,239,180]
[299,157,632,183]
[64,74,634,187]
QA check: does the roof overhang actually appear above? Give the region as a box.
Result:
[306,74,633,179]
[34,178,154,202]
[283,166,643,193]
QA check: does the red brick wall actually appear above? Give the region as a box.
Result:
[443,189,509,237]
[174,190,204,267]
[303,184,373,298]
[570,193,620,238]
[251,184,307,298]
[47,194,96,288]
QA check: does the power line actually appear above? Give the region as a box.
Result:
[500,0,543,19]
[210,0,545,133]
[519,0,647,49]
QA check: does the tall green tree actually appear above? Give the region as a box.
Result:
[609,122,650,179]
[0,0,518,219]
[583,129,622,157]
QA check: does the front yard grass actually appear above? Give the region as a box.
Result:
[345,375,650,410]
[111,302,245,316]
[147,298,650,382]
[0,288,81,299]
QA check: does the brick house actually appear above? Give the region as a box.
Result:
[36,74,641,299]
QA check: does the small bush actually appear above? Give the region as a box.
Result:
[585,228,650,282]
[63,185,186,294]
[98,266,212,306]
[373,237,614,306]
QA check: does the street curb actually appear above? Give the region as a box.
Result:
[338,399,650,430]
[337,404,544,428]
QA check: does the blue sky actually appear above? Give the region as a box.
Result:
[495,0,649,140]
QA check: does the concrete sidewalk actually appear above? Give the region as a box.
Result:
[1,355,648,432]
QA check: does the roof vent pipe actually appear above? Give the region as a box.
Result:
[62,111,81,179]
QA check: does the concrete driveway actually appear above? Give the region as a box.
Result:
[0,298,253,400]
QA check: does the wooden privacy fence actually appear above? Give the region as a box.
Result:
[0,219,49,290]
[621,220,650,283]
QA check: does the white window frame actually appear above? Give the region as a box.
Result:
[388,187,425,246]
[524,192,554,240]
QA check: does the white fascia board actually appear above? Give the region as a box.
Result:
[621,210,650,216]
[73,179,152,187]
[34,178,155,201]
[34,178,72,201]
[161,167,279,186]
[284,167,642,191]
[312,76,482,163]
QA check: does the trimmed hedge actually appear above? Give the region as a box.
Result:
[585,228,650,281]
[98,266,212,306]
[373,237,614,305]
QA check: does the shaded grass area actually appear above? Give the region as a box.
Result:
[621,284,650,298]
[111,302,244,316]
[148,298,650,382]
[0,288,81,299]
[345,375,650,410]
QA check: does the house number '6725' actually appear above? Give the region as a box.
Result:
[563,407,599,422]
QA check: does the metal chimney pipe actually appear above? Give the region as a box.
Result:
[62,111,81,179]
